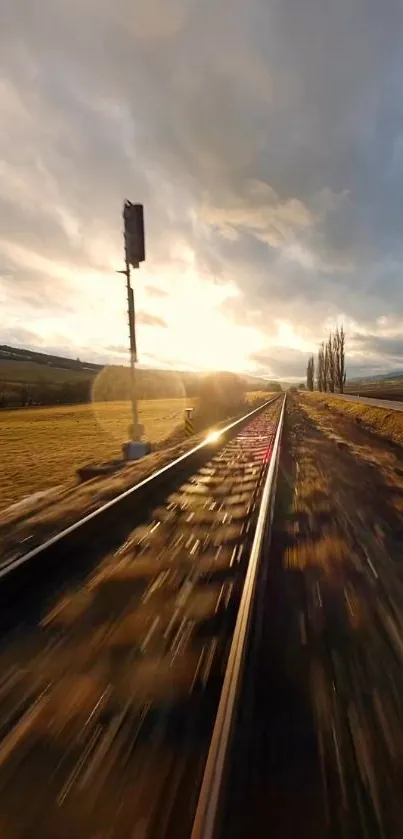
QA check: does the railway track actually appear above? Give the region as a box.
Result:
[0,395,285,839]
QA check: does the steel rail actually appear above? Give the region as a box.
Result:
[0,395,281,582]
[190,393,286,839]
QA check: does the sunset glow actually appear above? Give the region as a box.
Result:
[2,0,402,381]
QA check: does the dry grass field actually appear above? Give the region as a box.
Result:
[0,391,270,511]
[0,398,195,510]
[345,377,403,401]
[0,390,275,560]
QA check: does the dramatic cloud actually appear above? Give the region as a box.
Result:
[1,0,403,379]
[251,348,313,381]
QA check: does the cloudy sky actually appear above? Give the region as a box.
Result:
[1,0,403,380]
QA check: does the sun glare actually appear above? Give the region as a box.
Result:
[138,269,264,372]
[205,429,222,443]
[274,319,311,352]
[20,249,266,374]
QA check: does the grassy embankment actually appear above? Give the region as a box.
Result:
[302,391,403,448]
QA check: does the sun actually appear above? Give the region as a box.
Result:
[148,271,263,371]
[46,254,266,374]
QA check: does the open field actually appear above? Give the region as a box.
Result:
[0,391,274,564]
[0,398,196,510]
[0,391,270,511]
[345,377,403,401]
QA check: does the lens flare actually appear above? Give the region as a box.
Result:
[205,430,222,444]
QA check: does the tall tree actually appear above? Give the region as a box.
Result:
[323,342,330,393]
[306,355,315,391]
[328,333,336,392]
[334,325,346,392]
[317,344,325,392]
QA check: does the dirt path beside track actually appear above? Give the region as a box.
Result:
[282,394,403,838]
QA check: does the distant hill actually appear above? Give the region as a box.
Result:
[345,369,403,402]
[348,370,403,384]
[0,344,102,372]
[0,345,281,409]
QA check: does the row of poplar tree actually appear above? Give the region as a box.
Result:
[306,325,346,393]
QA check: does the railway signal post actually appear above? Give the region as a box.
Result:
[118,201,150,461]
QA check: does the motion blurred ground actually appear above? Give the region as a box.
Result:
[282,393,403,835]
[0,390,270,564]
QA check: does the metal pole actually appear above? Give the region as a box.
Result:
[118,249,141,441]
[124,244,139,438]
[119,200,147,455]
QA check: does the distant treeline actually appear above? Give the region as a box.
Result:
[0,379,91,408]
[92,367,282,403]
[0,368,199,409]
[0,354,281,410]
